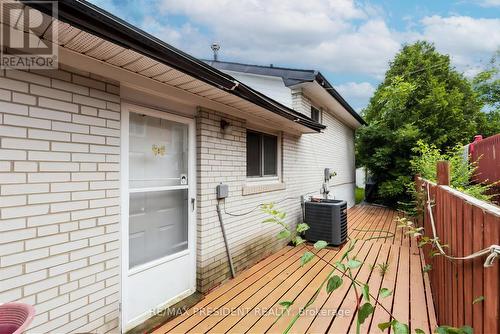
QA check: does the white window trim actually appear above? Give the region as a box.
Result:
[245,126,283,185]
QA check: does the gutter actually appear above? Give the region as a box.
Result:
[23,0,325,132]
[315,73,367,126]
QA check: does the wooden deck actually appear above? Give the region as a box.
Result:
[153,205,437,334]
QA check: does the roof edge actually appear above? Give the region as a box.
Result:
[314,73,367,126]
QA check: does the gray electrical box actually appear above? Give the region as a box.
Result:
[216,183,229,199]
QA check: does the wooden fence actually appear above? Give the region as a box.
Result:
[416,163,500,333]
[470,133,500,185]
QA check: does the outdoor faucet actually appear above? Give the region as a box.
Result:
[321,168,337,199]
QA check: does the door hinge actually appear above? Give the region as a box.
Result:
[191,198,196,211]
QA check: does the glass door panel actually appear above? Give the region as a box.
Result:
[129,112,188,189]
[128,112,189,269]
[129,189,188,268]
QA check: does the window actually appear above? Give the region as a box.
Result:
[246,130,278,177]
[311,106,322,123]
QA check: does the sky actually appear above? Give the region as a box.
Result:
[89,0,500,112]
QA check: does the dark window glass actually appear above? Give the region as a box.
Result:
[311,106,321,123]
[263,135,277,175]
[246,130,278,177]
[246,131,261,177]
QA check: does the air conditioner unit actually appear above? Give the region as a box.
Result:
[304,199,348,246]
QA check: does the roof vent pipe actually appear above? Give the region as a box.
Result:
[211,42,220,61]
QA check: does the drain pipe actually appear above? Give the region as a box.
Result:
[216,200,236,278]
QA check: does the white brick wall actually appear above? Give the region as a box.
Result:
[0,66,120,334]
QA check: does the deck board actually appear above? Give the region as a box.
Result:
[153,205,436,334]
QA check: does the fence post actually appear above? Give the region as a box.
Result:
[414,174,423,222]
[415,174,422,192]
[437,161,450,186]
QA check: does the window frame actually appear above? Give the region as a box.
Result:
[245,128,282,183]
[310,105,322,124]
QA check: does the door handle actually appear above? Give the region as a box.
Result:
[191,198,196,211]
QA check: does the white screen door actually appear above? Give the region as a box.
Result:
[121,104,196,330]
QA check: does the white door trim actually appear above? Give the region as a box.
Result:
[120,102,197,331]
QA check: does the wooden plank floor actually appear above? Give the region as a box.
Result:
[153,205,437,334]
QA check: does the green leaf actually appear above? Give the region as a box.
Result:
[357,302,374,324]
[459,326,473,334]
[362,284,370,302]
[377,321,393,331]
[418,240,428,248]
[314,240,328,250]
[392,321,409,334]
[423,264,432,273]
[435,326,448,334]
[335,261,346,271]
[277,229,291,240]
[429,250,441,258]
[294,235,305,246]
[415,329,425,334]
[347,259,362,269]
[300,251,315,267]
[296,223,309,233]
[379,287,392,298]
[262,218,276,224]
[435,325,472,334]
[472,295,484,304]
[279,300,293,308]
[326,275,342,293]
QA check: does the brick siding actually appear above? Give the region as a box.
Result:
[0,65,120,334]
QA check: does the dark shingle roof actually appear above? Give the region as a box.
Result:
[204,60,366,125]
[204,60,317,86]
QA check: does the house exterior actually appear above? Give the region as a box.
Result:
[0,1,365,333]
[204,60,365,204]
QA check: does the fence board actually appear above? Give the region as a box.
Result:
[470,133,500,184]
[483,212,499,333]
[417,178,500,333]
[472,206,484,334]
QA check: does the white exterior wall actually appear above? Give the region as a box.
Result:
[356,167,366,188]
[0,66,120,334]
[224,71,293,108]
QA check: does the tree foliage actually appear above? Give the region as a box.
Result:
[472,50,500,137]
[410,140,492,201]
[356,41,488,206]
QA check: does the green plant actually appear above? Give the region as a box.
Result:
[356,41,487,206]
[355,187,365,204]
[377,262,390,277]
[472,295,485,305]
[261,202,309,246]
[472,50,500,137]
[410,140,493,201]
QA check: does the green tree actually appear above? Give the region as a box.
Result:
[472,50,500,137]
[356,41,485,206]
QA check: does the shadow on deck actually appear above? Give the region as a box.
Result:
[153,205,437,334]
